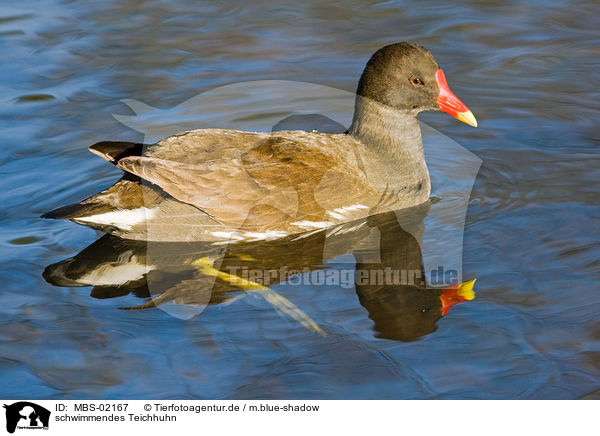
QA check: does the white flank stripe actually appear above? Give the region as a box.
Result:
[210,230,288,244]
[325,211,346,220]
[210,231,245,241]
[326,221,366,237]
[76,207,156,231]
[243,231,288,241]
[326,204,369,220]
[291,228,327,241]
[290,220,333,230]
[340,204,369,211]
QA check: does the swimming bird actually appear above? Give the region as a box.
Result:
[42,42,476,242]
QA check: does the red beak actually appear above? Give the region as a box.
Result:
[435,69,477,127]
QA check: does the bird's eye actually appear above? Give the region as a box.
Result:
[410,76,423,86]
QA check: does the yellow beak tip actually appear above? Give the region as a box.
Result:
[457,278,477,300]
[457,110,478,128]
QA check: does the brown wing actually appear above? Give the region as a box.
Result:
[117,155,276,228]
[116,129,379,232]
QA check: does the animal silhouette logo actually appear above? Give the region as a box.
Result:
[3,402,50,434]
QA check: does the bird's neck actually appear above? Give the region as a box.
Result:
[348,97,430,201]
[349,97,424,161]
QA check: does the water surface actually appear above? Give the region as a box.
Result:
[1,0,599,399]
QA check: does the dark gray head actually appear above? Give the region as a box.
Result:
[355,42,477,126]
[357,43,439,112]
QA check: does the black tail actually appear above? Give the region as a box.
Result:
[88,141,145,164]
[41,175,146,222]
[40,200,108,220]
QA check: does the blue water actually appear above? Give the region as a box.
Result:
[1,0,599,399]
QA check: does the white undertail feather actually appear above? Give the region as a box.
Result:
[75,207,157,231]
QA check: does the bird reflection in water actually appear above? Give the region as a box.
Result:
[44,202,474,342]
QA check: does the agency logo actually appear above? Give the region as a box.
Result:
[3,402,50,434]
